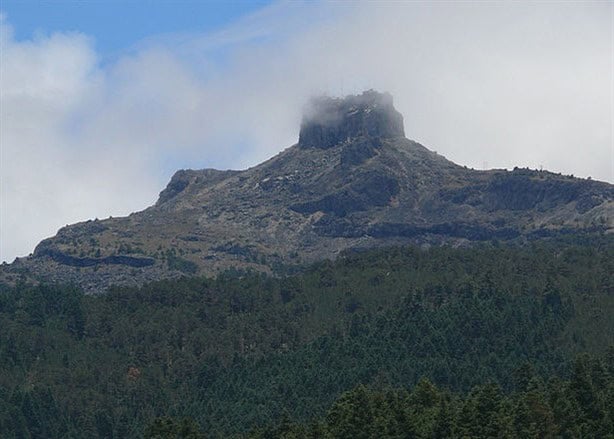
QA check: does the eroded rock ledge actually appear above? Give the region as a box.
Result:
[298,90,404,149]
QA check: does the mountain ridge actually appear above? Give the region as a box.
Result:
[2,90,612,292]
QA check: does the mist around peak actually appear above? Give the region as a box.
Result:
[299,90,405,149]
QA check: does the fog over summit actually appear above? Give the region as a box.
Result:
[2,90,611,293]
[1,2,612,263]
[299,91,404,149]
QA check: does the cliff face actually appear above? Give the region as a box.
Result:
[298,91,404,148]
[3,91,613,292]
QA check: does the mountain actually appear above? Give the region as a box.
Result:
[3,90,612,292]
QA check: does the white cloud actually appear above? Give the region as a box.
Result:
[1,2,612,262]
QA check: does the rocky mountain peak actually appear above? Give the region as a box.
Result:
[298,90,405,149]
[2,90,612,293]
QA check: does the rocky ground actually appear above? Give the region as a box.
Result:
[3,90,612,292]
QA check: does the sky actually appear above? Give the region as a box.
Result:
[1,1,613,263]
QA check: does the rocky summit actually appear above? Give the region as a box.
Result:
[3,90,613,292]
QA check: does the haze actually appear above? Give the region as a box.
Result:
[1,1,612,263]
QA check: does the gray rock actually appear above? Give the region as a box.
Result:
[298,90,404,149]
[2,90,612,293]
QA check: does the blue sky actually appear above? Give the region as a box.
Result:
[2,0,272,59]
[1,1,612,262]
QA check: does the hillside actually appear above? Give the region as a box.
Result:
[1,240,612,437]
[2,91,612,292]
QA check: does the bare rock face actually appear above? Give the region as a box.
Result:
[298,90,404,149]
[2,90,612,292]
[157,169,239,206]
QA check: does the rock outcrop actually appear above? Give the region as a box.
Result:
[2,90,612,292]
[298,90,404,149]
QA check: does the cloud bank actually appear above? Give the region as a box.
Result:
[1,2,612,262]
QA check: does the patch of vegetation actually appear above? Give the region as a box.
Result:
[0,239,612,437]
[166,254,198,274]
[239,351,614,438]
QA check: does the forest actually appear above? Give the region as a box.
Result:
[0,238,612,437]
[244,351,614,438]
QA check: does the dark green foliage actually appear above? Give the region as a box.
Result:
[166,255,199,274]
[0,241,612,437]
[144,417,204,439]
[244,353,614,438]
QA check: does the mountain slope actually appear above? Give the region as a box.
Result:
[1,242,613,436]
[3,90,612,291]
